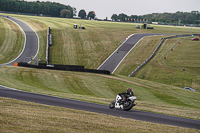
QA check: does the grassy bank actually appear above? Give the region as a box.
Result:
[116,36,200,90]
[0,66,199,120]
[1,97,199,133]
[0,17,24,64]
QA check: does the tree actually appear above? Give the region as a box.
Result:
[87,11,96,20]
[60,9,71,18]
[118,13,127,22]
[105,17,108,21]
[78,9,86,19]
[130,15,138,22]
[0,0,75,18]
[194,20,200,24]
[111,14,117,21]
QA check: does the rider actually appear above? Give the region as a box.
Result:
[118,88,134,102]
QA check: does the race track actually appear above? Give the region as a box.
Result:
[0,87,199,130]
[0,16,199,130]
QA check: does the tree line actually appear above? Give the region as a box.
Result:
[111,11,200,25]
[1,0,199,25]
[78,9,96,20]
[0,0,75,18]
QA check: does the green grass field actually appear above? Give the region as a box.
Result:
[0,13,200,132]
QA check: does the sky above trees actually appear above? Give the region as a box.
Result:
[25,0,200,19]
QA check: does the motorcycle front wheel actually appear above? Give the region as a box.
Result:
[123,101,133,111]
[109,100,115,109]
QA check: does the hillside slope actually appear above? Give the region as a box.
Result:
[117,36,200,91]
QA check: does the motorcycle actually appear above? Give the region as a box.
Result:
[109,94,137,111]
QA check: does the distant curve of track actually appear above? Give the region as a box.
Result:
[0,15,39,66]
[98,33,168,73]
[0,16,199,130]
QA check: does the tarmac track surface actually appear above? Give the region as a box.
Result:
[98,33,167,73]
[0,16,199,130]
[0,87,200,130]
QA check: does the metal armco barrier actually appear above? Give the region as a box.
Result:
[128,34,200,77]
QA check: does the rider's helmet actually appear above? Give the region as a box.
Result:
[127,88,132,93]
